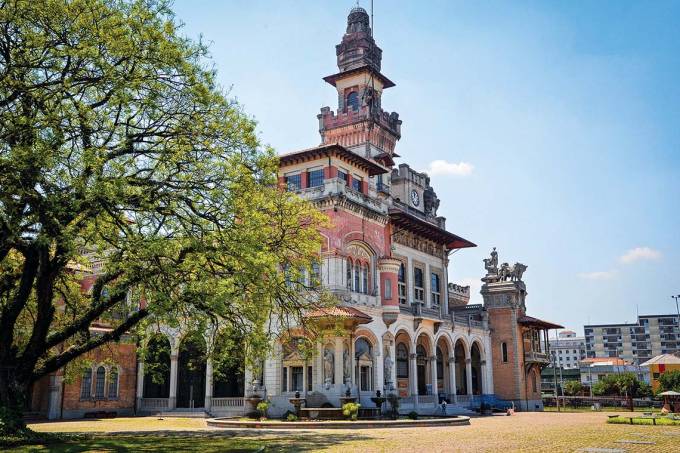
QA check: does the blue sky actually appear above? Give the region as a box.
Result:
[172,0,680,334]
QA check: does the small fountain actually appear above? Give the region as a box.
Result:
[370,389,387,418]
[339,387,357,406]
[288,390,306,416]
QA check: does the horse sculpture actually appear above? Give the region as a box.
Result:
[499,262,527,282]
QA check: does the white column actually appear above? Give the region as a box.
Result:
[302,360,308,396]
[424,263,431,307]
[204,358,213,411]
[406,256,414,303]
[316,343,324,387]
[408,347,418,396]
[169,351,178,409]
[465,357,473,396]
[484,336,494,395]
[430,356,438,400]
[389,341,397,391]
[480,360,487,395]
[448,357,457,403]
[375,337,383,394]
[334,337,344,390]
[136,361,145,411]
[350,334,356,390]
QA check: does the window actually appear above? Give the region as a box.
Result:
[531,372,537,393]
[396,343,409,378]
[501,342,508,363]
[398,263,407,305]
[354,262,360,292]
[80,369,92,399]
[108,367,119,399]
[351,177,362,192]
[284,173,302,191]
[291,366,303,392]
[430,272,441,306]
[308,169,324,187]
[384,278,392,299]
[338,169,348,184]
[282,366,288,391]
[414,267,424,302]
[311,261,321,287]
[436,347,444,380]
[95,366,106,399]
[347,91,359,111]
[307,366,313,391]
[360,366,371,391]
[361,264,368,294]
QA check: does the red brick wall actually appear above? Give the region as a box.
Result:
[61,343,137,415]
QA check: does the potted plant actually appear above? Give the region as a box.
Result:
[256,401,269,420]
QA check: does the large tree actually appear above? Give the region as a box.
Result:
[0,0,328,432]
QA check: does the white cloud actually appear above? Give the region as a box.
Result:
[423,160,474,177]
[619,247,662,264]
[578,270,618,280]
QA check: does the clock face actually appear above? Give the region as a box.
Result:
[410,189,420,207]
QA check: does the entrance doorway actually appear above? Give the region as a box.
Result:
[177,334,206,409]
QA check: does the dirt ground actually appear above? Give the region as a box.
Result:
[28,411,680,452]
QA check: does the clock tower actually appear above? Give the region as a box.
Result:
[317,6,402,167]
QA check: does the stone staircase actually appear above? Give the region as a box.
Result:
[153,410,211,418]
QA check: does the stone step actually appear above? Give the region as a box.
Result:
[154,410,210,418]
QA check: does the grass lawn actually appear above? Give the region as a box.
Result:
[9,412,680,452]
[544,405,659,413]
[607,415,680,426]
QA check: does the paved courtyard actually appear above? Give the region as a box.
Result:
[23,411,679,452]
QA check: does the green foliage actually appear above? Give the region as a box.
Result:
[256,401,269,419]
[0,0,331,428]
[563,380,583,396]
[591,373,650,400]
[658,370,680,393]
[408,411,418,420]
[286,413,299,422]
[342,402,361,421]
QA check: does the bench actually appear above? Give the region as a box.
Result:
[299,407,344,420]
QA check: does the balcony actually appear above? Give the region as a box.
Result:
[524,351,550,364]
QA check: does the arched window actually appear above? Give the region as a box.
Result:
[80,368,92,399]
[108,367,119,399]
[354,262,360,292]
[531,371,537,393]
[396,343,409,378]
[501,342,508,363]
[95,366,106,399]
[355,338,373,391]
[347,91,359,111]
[361,264,368,294]
[436,346,444,380]
[398,263,406,305]
[311,261,321,287]
[346,258,353,290]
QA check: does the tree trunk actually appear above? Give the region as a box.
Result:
[0,365,29,434]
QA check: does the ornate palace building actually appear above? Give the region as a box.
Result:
[29,6,561,420]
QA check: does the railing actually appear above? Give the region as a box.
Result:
[524,351,550,363]
[399,396,415,405]
[212,397,245,408]
[418,395,436,404]
[141,398,169,409]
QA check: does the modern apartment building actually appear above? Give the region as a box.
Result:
[549,330,586,370]
[584,314,680,365]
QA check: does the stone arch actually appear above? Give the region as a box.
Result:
[394,328,412,396]
[470,341,484,395]
[176,332,207,408]
[453,336,469,395]
[415,331,434,396]
[211,328,245,398]
[435,333,453,394]
[143,333,171,399]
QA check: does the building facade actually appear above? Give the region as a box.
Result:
[579,358,650,387]
[584,314,680,365]
[549,330,586,370]
[30,7,562,420]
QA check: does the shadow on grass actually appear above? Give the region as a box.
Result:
[11,431,374,452]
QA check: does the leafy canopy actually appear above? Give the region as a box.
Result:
[0,0,329,426]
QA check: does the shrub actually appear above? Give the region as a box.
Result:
[256,401,269,420]
[408,411,418,420]
[563,380,583,396]
[342,402,361,421]
[286,413,299,422]
[658,370,680,393]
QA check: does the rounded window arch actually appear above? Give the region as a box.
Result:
[396,343,409,378]
[94,365,106,399]
[108,366,120,399]
[347,91,359,111]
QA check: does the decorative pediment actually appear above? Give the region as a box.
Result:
[346,242,372,260]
